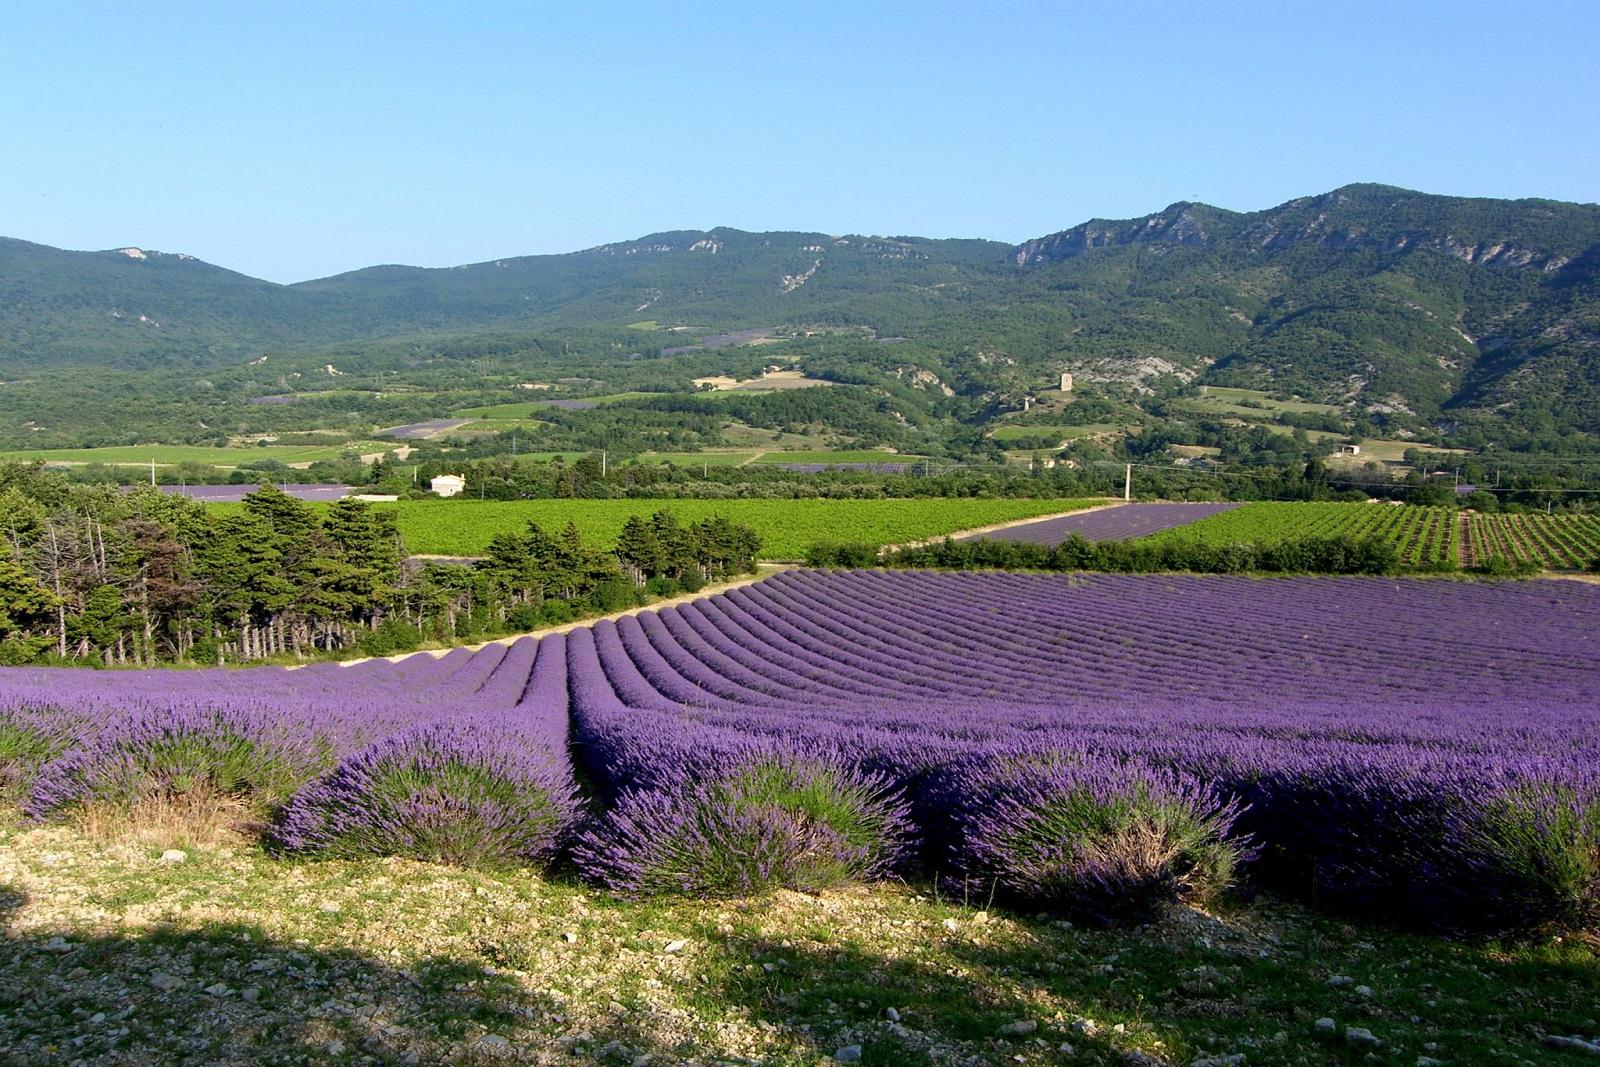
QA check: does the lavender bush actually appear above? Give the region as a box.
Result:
[0,703,88,808]
[935,753,1246,924]
[272,715,579,867]
[25,703,331,821]
[572,758,913,896]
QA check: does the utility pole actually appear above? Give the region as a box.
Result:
[1124,463,1132,502]
[150,459,156,486]
[601,450,607,477]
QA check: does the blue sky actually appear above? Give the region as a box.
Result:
[3,1,1596,282]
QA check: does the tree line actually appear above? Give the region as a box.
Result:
[0,466,759,666]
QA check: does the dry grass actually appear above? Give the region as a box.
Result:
[71,788,255,849]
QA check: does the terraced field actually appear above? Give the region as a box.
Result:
[5,571,1595,944]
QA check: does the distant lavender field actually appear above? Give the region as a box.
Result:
[774,462,914,474]
[377,418,472,439]
[150,484,352,504]
[960,502,1238,543]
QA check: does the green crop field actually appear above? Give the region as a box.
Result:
[385,497,1096,559]
[630,451,761,466]
[747,450,926,465]
[1143,502,1460,568]
[0,443,389,467]
[1147,501,1600,571]
[1460,512,1600,570]
[989,424,1124,443]
[1171,387,1343,419]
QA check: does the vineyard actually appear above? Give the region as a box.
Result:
[1143,501,1600,571]
[4,571,1596,939]
[1459,511,1600,569]
[1142,502,1460,567]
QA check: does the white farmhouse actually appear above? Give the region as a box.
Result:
[430,474,467,498]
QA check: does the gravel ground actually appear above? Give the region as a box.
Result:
[2,822,1596,1066]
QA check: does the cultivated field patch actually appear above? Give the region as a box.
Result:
[960,502,1237,543]
[373,498,1081,558]
[1144,501,1461,568]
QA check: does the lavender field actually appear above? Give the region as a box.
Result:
[3,571,1597,932]
[957,502,1239,543]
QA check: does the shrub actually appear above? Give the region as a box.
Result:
[594,577,640,611]
[644,576,681,598]
[504,603,545,631]
[1236,751,1599,935]
[939,754,1246,925]
[540,600,577,624]
[1470,557,1541,578]
[356,618,424,657]
[573,759,913,896]
[804,542,882,567]
[1460,784,1600,934]
[0,705,85,808]
[27,705,330,823]
[273,717,579,868]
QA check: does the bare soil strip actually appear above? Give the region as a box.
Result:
[333,564,797,666]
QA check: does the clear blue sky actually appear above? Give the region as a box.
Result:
[4,1,1596,283]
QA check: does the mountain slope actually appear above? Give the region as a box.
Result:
[1,184,1596,435]
[1006,185,1600,429]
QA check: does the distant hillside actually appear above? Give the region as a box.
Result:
[1006,184,1600,433]
[2,184,1597,435]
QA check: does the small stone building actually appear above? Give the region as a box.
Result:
[430,474,467,498]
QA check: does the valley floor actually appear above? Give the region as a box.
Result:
[1,823,1595,1067]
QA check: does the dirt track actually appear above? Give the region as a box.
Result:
[330,564,795,667]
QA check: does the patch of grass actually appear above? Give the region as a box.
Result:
[375,498,1090,559]
[0,822,1595,1066]
[1172,387,1343,419]
[748,450,926,465]
[630,451,762,466]
[989,424,1124,443]
[0,443,389,467]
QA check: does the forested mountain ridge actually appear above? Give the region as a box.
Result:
[2,184,1597,436]
[1004,184,1600,433]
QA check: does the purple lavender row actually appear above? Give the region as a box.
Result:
[2,639,580,867]
[562,570,1598,928]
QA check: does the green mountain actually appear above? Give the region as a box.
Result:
[2,184,1597,436]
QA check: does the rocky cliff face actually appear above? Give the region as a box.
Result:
[1012,204,1223,265]
[1012,185,1600,272]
